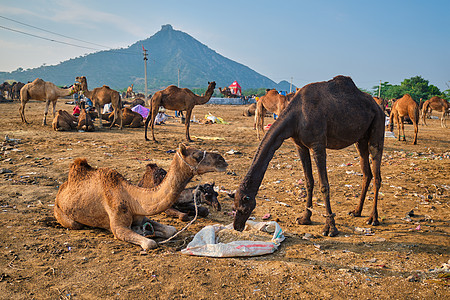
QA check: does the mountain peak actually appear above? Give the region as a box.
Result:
[161,24,173,31]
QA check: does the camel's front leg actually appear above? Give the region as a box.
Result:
[184,109,193,142]
[312,145,338,237]
[295,144,314,225]
[19,101,28,123]
[111,222,158,251]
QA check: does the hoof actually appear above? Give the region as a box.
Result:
[142,238,158,251]
[322,225,339,237]
[179,213,190,222]
[348,210,361,217]
[296,216,312,225]
[366,217,380,226]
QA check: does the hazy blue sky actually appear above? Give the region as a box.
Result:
[1,0,449,91]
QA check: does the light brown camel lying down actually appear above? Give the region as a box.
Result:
[106,107,143,128]
[54,144,228,250]
[138,163,221,221]
[52,110,78,131]
[77,102,95,132]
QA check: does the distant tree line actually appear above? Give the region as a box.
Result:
[370,76,449,102]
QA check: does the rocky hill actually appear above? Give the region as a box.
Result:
[0,24,295,93]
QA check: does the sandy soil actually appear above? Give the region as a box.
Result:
[0,99,449,299]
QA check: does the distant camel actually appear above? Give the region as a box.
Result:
[243,103,257,117]
[75,76,123,129]
[255,89,296,139]
[373,97,387,113]
[19,78,80,125]
[52,110,78,131]
[54,144,228,250]
[233,76,385,237]
[126,84,134,98]
[421,96,449,128]
[389,94,419,144]
[77,102,95,132]
[106,107,143,128]
[144,81,216,142]
[11,82,25,101]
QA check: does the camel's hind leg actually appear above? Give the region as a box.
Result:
[54,204,84,230]
[349,140,372,218]
[295,144,314,225]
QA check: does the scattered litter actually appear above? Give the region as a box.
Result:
[275,201,291,207]
[385,131,396,138]
[407,274,420,282]
[192,136,225,141]
[302,233,314,240]
[264,124,272,131]
[0,168,13,174]
[4,135,21,144]
[262,213,271,220]
[104,153,113,157]
[204,113,229,124]
[181,221,285,257]
[430,259,450,273]
[225,149,242,155]
[344,184,353,188]
[354,227,373,235]
[165,149,176,154]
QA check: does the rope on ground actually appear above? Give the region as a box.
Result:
[159,183,200,244]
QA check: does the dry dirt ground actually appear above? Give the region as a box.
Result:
[0,99,449,299]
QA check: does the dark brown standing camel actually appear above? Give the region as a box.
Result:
[75,76,123,129]
[233,76,385,237]
[19,79,80,125]
[389,94,419,144]
[255,89,296,139]
[144,81,216,142]
[421,96,449,128]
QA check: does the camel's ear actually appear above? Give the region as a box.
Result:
[179,143,187,156]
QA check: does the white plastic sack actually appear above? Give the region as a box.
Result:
[181,221,285,257]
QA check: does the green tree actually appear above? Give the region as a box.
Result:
[372,76,444,103]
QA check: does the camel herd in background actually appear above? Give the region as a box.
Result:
[0,76,448,143]
[1,75,449,249]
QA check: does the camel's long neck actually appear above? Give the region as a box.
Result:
[127,155,194,215]
[197,85,215,105]
[56,86,74,97]
[241,113,295,198]
[81,82,93,99]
